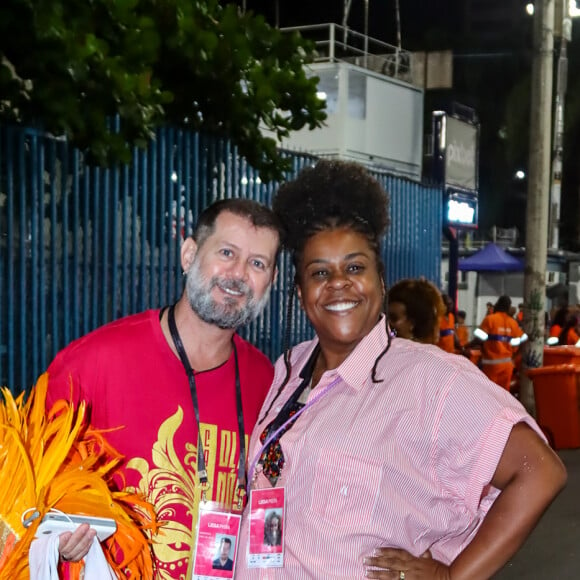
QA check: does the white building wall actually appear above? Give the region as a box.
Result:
[262,62,424,180]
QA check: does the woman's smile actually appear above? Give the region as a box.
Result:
[297,227,385,362]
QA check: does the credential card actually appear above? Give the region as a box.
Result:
[247,487,285,568]
[192,510,241,580]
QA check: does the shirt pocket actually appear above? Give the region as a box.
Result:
[309,448,382,528]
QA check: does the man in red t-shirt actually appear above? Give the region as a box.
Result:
[46,199,281,577]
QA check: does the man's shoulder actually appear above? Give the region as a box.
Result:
[480,313,494,326]
[49,310,160,366]
[233,334,273,368]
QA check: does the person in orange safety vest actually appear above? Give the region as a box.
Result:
[437,294,462,354]
[455,310,469,348]
[558,314,580,346]
[467,295,527,391]
[549,306,569,340]
[516,303,525,328]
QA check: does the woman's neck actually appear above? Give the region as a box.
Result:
[311,346,352,387]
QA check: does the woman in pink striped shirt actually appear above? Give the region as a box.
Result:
[236,160,566,580]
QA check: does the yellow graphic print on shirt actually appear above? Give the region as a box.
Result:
[126,406,244,579]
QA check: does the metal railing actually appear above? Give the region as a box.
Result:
[283,23,413,82]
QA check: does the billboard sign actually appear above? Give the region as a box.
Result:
[444,116,478,191]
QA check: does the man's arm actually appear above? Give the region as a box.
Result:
[45,349,99,563]
[364,423,566,580]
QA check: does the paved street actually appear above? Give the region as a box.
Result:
[493,449,580,579]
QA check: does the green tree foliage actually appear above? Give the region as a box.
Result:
[0,0,326,180]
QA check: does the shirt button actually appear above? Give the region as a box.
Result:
[340,486,348,496]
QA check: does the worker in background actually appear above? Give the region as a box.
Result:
[558,315,580,346]
[549,306,569,340]
[456,310,469,348]
[516,303,525,328]
[467,295,527,392]
[437,294,462,354]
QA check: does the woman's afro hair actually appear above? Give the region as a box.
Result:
[273,159,390,254]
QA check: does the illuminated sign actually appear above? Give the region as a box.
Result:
[448,199,475,223]
[444,192,478,228]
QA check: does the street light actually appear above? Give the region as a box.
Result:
[527,2,580,17]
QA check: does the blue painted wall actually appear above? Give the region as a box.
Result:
[0,125,442,393]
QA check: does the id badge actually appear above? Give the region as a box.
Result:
[189,502,241,580]
[246,487,285,568]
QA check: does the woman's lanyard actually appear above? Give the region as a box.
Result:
[167,304,247,506]
[247,359,341,492]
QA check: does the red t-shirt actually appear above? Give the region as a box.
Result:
[46,309,273,578]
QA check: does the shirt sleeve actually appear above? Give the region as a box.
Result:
[433,363,543,515]
[45,341,90,411]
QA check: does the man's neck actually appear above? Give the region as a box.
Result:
[161,296,236,372]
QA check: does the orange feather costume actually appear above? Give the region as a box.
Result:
[0,373,159,579]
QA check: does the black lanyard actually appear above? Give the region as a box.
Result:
[266,344,320,436]
[167,304,247,503]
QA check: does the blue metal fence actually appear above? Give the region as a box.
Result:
[0,124,442,394]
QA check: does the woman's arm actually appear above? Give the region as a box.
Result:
[365,423,566,580]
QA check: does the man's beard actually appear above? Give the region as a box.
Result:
[185,259,271,329]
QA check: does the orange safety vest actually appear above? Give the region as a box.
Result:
[438,312,456,353]
[456,325,469,347]
[479,312,523,364]
[562,327,580,346]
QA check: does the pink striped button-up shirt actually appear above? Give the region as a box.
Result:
[235,318,542,579]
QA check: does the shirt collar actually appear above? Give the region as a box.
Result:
[299,315,390,392]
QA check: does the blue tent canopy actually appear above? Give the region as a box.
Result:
[458,243,524,272]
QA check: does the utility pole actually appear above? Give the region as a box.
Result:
[549,0,571,249]
[520,0,555,414]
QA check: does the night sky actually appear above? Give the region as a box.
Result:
[233,1,554,239]
[239,0,462,50]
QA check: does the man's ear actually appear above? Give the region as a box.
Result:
[271,266,279,286]
[181,237,198,272]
